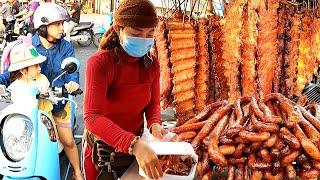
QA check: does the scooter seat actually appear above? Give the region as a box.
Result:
[76,22,94,27]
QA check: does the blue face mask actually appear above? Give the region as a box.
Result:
[120,34,154,58]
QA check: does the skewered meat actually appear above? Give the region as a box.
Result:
[295,11,315,97]
[241,0,259,97]
[256,0,279,98]
[195,18,210,113]
[209,15,227,101]
[155,19,172,110]
[276,2,288,94]
[283,8,302,98]
[155,20,170,97]
[220,0,246,102]
[167,20,197,125]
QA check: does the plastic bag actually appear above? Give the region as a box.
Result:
[141,120,176,143]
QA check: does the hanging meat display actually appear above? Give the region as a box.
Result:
[283,7,302,98]
[152,0,320,179]
[195,18,210,114]
[275,1,288,94]
[209,15,227,101]
[296,11,315,97]
[167,20,197,125]
[240,0,259,97]
[256,0,279,98]
[155,18,172,110]
[155,0,320,135]
[220,0,246,102]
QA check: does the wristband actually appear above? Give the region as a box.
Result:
[128,136,140,155]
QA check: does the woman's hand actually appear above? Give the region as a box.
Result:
[150,123,167,140]
[133,139,163,179]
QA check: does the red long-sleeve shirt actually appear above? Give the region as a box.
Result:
[84,48,161,153]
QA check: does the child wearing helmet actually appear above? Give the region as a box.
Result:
[8,42,49,102]
[7,42,83,180]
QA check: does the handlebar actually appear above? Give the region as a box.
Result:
[62,87,83,96]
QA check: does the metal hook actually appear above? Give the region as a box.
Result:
[182,0,189,24]
[190,0,198,21]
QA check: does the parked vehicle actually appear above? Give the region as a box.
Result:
[93,13,112,48]
[68,21,94,47]
[0,57,82,180]
[93,24,105,48]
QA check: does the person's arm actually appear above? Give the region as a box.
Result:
[68,4,80,16]
[14,8,27,17]
[83,52,135,152]
[16,10,33,21]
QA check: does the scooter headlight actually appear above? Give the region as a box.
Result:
[1,114,33,162]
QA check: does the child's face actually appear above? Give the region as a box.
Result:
[22,64,41,79]
[47,21,64,41]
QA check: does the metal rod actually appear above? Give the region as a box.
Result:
[182,0,189,24]
[165,0,187,17]
[190,0,198,21]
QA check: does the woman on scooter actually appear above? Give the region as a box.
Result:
[0,3,83,180]
[83,0,166,179]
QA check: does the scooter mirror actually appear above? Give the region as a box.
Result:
[61,57,80,74]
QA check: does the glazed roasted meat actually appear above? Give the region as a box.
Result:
[155,19,172,103]
[283,8,302,98]
[167,20,197,125]
[240,0,259,97]
[195,18,210,114]
[170,94,320,179]
[220,0,246,102]
[256,0,279,98]
[295,11,317,97]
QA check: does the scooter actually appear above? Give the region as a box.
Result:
[0,57,82,180]
[68,21,94,47]
[93,13,112,48]
[93,24,105,48]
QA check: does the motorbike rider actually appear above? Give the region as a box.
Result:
[9,0,20,16]
[0,3,83,180]
[14,0,40,33]
[64,0,81,41]
[0,0,12,27]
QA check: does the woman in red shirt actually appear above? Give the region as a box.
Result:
[83,0,166,179]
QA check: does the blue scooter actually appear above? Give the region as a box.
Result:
[0,57,82,180]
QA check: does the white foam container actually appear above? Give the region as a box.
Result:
[138,142,198,180]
